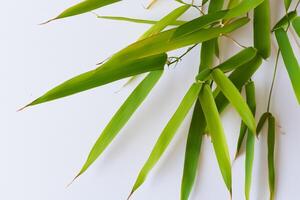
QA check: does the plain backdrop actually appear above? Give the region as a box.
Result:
[1,0,300,199]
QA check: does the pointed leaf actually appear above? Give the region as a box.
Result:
[275,28,300,104]
[199,84,232,193]
[235,121,247,159]
[254,0,271,58]
[97,16,186,26]
[284,0,293,11]
[214,55,262,112]
[211,69,256,133]
[75,70,163,177]
[50,0,121,22]
[181,101,205,200]
[28,53,167,106]
[256,112,270,136]
[129,83,202,196]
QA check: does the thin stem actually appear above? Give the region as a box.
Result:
[168,44,198,65]
[267,50,280,112]
[295,0,300,11]
[223,34,247,49]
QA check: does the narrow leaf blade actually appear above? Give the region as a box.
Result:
[181,101,205,200]
[292,16,300,37]
[129,83,202,197]
[211,69,256,133]
[199,84,232,194]
[268,115,276,200]
[76,70,163,177]
[275,28,300,104]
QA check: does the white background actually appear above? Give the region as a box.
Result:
[1,0,300,199]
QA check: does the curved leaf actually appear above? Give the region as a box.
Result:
[129,83,202,197]
[256,112,270,136]
[199,84,232,194]
[272,11,297,31]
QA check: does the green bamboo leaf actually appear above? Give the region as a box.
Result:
[198,0,225,72]
[292,16,300,37]
[227,0,242,8]
[268,115,276,200]
[26,53,167,107]
[215,47,257,72]
[114,17,249,61]
[254,0,271,58]
[214,55,262,112]
[244,80,256,200]
[197,47,258,81]
[256,112,270,136]
[235,121,247,159]
[199,84,232,194]
[45,0,121,23]
[284,0,293,11]
[172,10,229,39]
[97,16,186,26]
[224,0,264,19]
[181,101,205,200]
[139,5,190,39]
[211,69,256,133]
[74,70,163,178]
[129,83,202,198]
[275,28,300,104]
[173,0,263,39]
[272,11,297,31]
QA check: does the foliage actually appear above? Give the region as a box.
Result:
[25,0,300,199]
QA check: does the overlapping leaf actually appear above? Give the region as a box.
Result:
[292,16,300,37]
[199,84,232,194]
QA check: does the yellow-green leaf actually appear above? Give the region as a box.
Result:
[48,0,121,22]
[129,83,202,198]
[211,69,256,133]
[27,53,167,106]
[199,84,232,194]
[292,16,300,37]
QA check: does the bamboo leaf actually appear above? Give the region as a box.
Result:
[284,0,293,11]
[199,84,232,194]
[268,115,276,200]
[139,5,190,39]
[211,69,256,133]
[256,112,270,136]
[275,28,300,104]
[272,11,297,31]
[181,101,205,200]
[75,70,163,178]
[46,0,121,23]
[208,0,225,11]
[292,16,300,37]
[227,0,242,8]
[215,47,257,73]
[114,17,249,63]
[129,83,202,197]
[224,0,264,19]
[214,55,262,112]
[199,39,217,71]
[244,80,256,200]
[27,53,167,106]
[97,16,186,26]
[254,0,271,58]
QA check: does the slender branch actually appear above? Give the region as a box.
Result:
[267,50,280,112]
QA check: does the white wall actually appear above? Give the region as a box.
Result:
[1,0,300,199]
